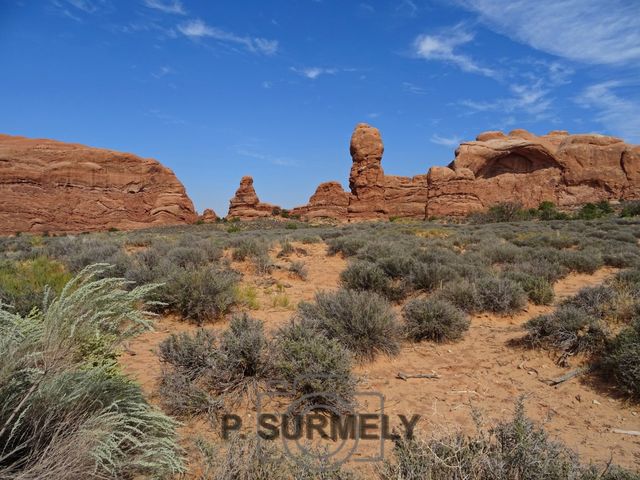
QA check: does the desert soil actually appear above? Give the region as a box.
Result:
[120,243,640,474]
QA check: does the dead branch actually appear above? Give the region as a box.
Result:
[396,372,440,381]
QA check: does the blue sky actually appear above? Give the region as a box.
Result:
[1,0,639,215]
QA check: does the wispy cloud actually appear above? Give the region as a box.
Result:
[290,66,338,79]
[576,81,640,142]
[402,81,427,95]
[460,80,553,118]
[455,0,640,65]
[143,0,185,15]
[50,0,110,20]
[235,147,297,167]
[152,65,174,78]
[412,24,497,78]
[146,108,186,125]
[396,0,418,17]
[430,134,462,147]
[178,19,279,55]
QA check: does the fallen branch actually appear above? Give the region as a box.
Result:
[612,429,640,436]
[543,366,592,386]
[396,372,440,381]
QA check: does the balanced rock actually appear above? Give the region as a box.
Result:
[227,176,279,219]
[0,133,197,234]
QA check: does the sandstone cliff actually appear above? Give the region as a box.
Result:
[0,134,197,234]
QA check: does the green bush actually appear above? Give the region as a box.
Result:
[620,201,640,218]
[297,289,400,360]
[524,306,608,354]
[165,266,239,323]
[601,320,640,397]
[0,257,71,315]
[232,238,269,261]
[403,298,470,342]
[409,261,458,292]
[272,321,356,413]
[560,249,604,274]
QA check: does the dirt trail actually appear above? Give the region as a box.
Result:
[120,248,640,473]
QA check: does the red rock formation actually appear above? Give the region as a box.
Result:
[199,208,218,223]
[0,134,197,234]
[227,176,279,219]
[291,181,350,220]
[287,124,640,221]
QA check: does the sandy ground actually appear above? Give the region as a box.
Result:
[120,243,640,474]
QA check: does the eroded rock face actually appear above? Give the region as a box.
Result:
[288,125,640,221]
[0,134,197,234]
[227,176,279,219]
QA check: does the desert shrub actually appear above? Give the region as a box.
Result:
[214,313,269,389]
[403,298,470,342]
[278,238,295,257]
[409,261,458,292]
[524,306,608,354]
[298,289,400,360]
[437,279,483,313]
[288,260,308,280]
[167,245,207,268]
[476,276,527,314]
[61,238,131,276]
[481,243,524,265]
[577,202,611,220]
[298,234,322,244]
[272,321,356,413]
[376,255,417,279]
[158,328,218,379]
[234,284,260,309]
[165,266,239,323]
[327,236,366,257]
[601,320,640,397]
[0,265,183,478]
[200,434,356,480]
[560,249,604,274]
[517,258,568,283]
[158,369,222,416]
[604,251,640,268]
[0,257,71,315]
[560,285,617,319]
[380,399,637,480]
[232,238,269,261]
[505,271,555,305]
[253,252,274,275]
[470,202,529,223]
[537,201,569,220]
[340,261,390,295]
[620,201,640,218]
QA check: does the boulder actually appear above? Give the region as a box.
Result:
[0,133,197,234]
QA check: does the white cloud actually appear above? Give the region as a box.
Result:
[291,67,338,79]
[576,81,640,142]
[50,0,109,19]
[143,0,185,15]
[430,134,462,147]
[455,0,640,65]
[412,24,497,78]
[178,19,279,55]
[152,65,173,78]
[235,147,297,167]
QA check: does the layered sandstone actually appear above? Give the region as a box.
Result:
[0,134,197,234]
[227,176,279,219]
[287,124,640,221]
